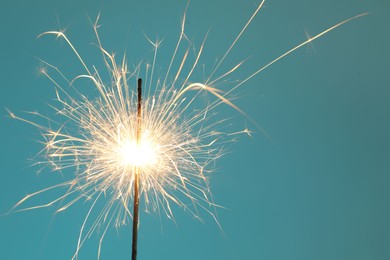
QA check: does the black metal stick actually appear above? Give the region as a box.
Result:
[132,78,142,260]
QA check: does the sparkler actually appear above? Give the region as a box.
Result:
[132,78,142,260]
[9,1,367,259]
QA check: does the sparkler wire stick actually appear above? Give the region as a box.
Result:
[132,78,142,260]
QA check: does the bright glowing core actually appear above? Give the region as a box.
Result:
[118,139,157,167]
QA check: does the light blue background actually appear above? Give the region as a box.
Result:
[1,0,389,259]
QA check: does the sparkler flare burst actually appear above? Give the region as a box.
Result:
[9,1,367,259]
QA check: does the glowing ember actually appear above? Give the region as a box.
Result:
[118,139,158,167]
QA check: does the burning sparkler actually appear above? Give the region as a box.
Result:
[9,0,366,259]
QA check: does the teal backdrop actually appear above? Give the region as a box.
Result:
[1,0,389,259]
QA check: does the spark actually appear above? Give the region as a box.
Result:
[9,1,367,258]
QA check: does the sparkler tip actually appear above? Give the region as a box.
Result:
[5,108,15,119]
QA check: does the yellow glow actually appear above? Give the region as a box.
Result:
[118,139,157,167]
